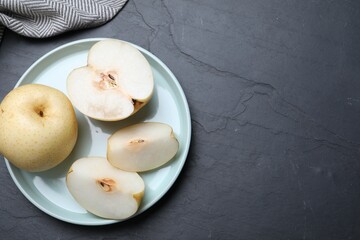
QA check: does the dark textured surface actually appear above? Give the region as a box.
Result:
[1,0,360,239]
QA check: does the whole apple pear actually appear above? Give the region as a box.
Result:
[0,84,78,172]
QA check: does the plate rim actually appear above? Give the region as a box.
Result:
[4,38,192,225]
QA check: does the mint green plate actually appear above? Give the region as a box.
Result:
[4,38,191,225]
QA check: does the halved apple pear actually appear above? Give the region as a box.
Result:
[67,39,154,121]
[66,157,145,219]
[107,122,179,172]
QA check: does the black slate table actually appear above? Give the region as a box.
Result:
[1,1,360,239]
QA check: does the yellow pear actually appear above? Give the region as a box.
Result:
[0,84,78,172]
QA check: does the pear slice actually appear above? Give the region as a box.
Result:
[66,157,145,219]
[67,39,154,121]
[107,122,179,172]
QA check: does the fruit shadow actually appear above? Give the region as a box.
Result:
[87,85,160,135]
[33,112,93,179]
[29,86,159,181]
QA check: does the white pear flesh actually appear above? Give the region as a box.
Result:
[66,157,145,220]
[107,122,179,172]
[67,39,154,121]
[0,84,78,172]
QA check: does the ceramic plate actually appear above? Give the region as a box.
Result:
[4,38,191,225]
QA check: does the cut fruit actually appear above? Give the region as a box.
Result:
[66,157,145,220]
[67,39,154,121]
[107,122,179,172]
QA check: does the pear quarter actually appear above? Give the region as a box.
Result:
[66,157,145,220]
[107,122,179,172]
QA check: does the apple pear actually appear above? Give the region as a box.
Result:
[66,157,145,219]
[0,84,78,172]
[67,39,154,121]
[107,122,179,172]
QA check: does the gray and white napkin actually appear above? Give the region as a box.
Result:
[0,0,128,42]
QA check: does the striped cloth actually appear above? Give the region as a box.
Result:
[0,0,128,42]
